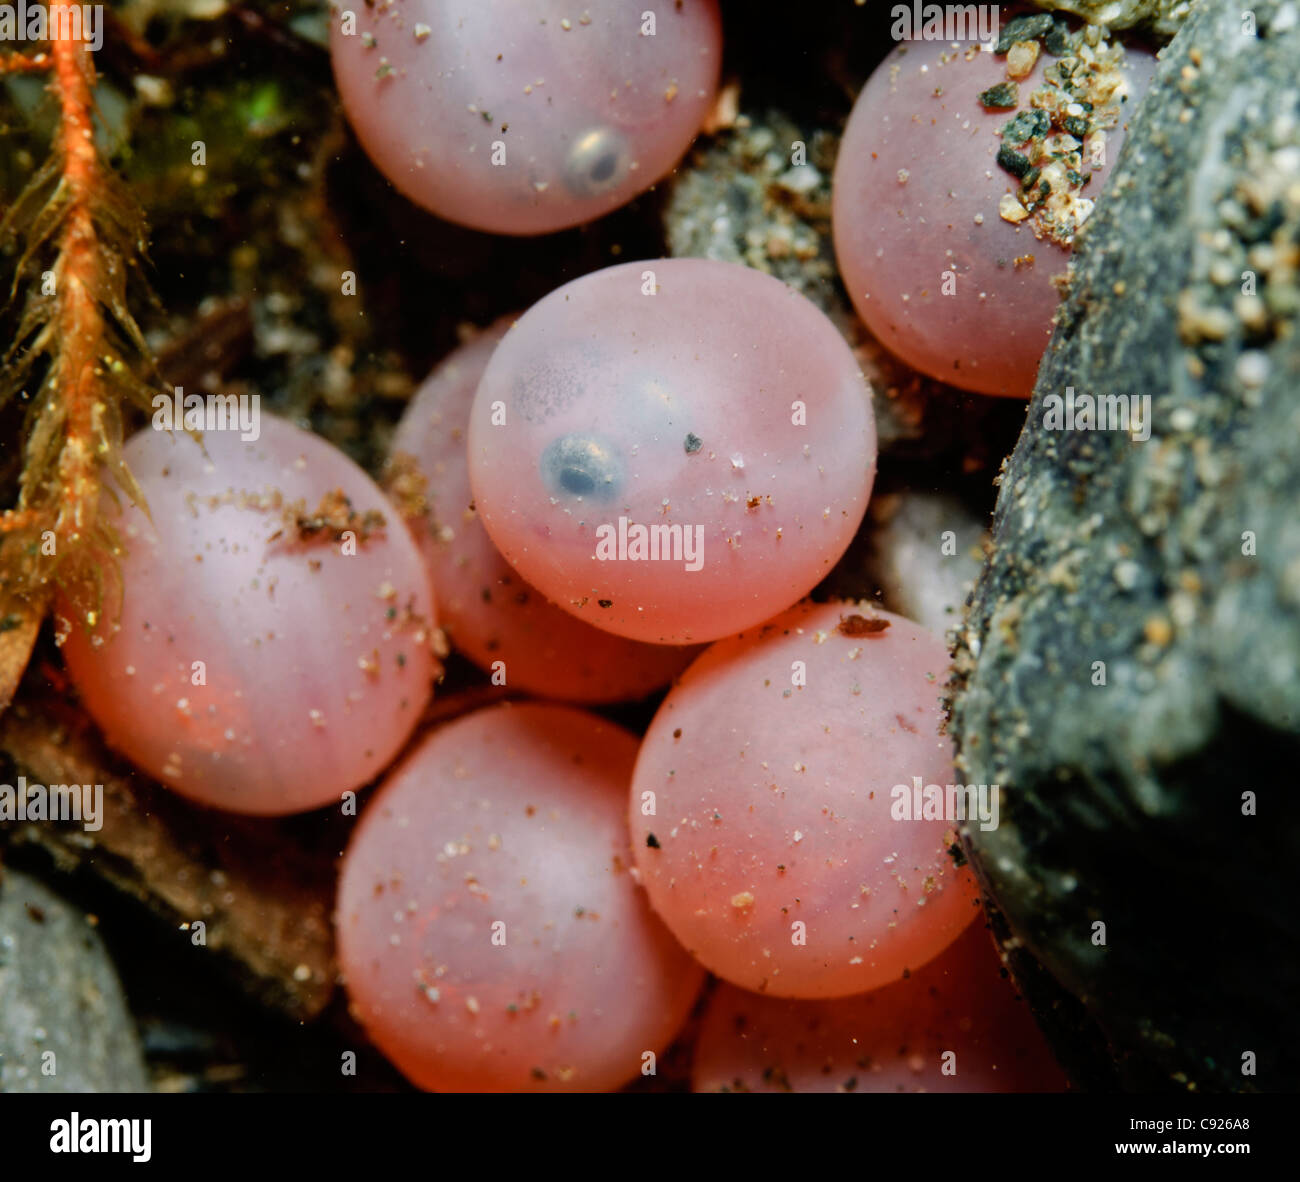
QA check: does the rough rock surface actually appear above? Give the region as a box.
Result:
[0,869,149,1092]
[1032,0,1194,38]
[949,0,1300,1092]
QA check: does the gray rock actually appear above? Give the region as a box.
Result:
[0,870,149,1092]
[1030,0,1194,38]
[949,0,1300,1092]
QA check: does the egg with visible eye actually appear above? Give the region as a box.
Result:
[330,0,723,235]
[390,323,699,702]
[467,260,876,645]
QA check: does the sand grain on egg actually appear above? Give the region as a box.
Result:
[467,260,876,644]
[630,600,980,998]
[330,0,722,235]
[336,702,705,1092]
[59,415,438,815]
[832,12,1155,396]
[391,322,699,701]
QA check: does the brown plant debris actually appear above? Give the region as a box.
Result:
[0,20,163,640]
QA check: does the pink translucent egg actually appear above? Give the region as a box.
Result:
[692,921,1069,1092]
[330,0,722,235]
[832,15,1154,396]
[467,260,877,645]
[391,322,698,702]
[336,702,705,1092]
[629,600,980,998]
[59,415,438,816]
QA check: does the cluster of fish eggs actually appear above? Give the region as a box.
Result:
[53,1,1158,1090]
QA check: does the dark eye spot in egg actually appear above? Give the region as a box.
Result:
[563,127,629,197]
[540,433,624,502]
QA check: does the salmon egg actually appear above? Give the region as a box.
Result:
[391,321,698,701]
[336,702,705,1091]
[330,0,722,235]
[59,414,438,816]
[467,260,876,644]
[629,600,980,998]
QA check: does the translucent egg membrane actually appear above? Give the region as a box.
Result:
[391,321,699,701]
[336,702,705,1091]
[630,601,981,998]
[331,0,722,235]
[833,13,1155,396]
[59,416,437,816]
[692,922,1069,1092]
[467,259,877,645]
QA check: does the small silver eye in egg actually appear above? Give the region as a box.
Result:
[562,127,629,197]
[540,433,624,501]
